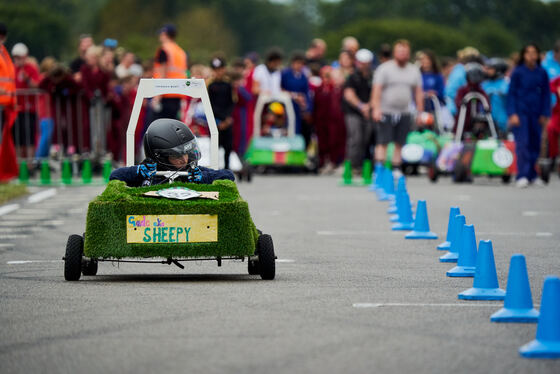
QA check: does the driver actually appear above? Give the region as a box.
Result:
[110,118,234,186]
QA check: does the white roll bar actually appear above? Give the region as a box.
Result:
[253,92,296,138]
[126,79,219,169]
[455,92,498,143]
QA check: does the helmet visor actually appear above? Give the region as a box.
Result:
[155,138,201,168]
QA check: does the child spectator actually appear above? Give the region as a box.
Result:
[281,51,312,144]
[12,42,41,159]
[313,66,345,173]
[207,57,235,169]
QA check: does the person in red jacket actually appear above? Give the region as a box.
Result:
[547,76,560,172]
[12,43,40,159]
[454,62,491,137]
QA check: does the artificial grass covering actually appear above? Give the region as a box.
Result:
[0,184,27,205]
[84,180,258,259]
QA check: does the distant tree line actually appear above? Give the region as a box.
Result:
[1,0,558,62]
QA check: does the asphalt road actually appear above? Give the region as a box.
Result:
[0,174,559,374]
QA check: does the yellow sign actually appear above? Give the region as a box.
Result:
[126,215,218,243]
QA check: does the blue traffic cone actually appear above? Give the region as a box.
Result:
[438,207,460,250]
[491,254,539,323]
[447,224,477,277]
[458,240,505,300]
[378,169,395,201]
[519,276,560,358]
[439,214,465,263]
[392,192,414,231]
[388,176,406,214]
[405,200,438,239]
[370,163,383,191]
[375,167,387,199]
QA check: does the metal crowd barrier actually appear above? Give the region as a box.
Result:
[6,88,112,164]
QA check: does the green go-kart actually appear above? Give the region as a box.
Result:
[244,93,315,173]
[432,92,516,183]
[63,78,275,281]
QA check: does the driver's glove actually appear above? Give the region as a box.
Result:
[186,166,203,183]
[137,163,157,179]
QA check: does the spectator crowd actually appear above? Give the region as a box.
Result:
[1,21,560,187]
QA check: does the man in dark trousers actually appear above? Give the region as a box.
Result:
[208,57,235,169]
[342,48,374,174]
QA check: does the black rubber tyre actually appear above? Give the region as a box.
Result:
[453,162,470,183]
[248,258,260,275]
[246,167,253,182]
[64,234,84,281]
[501,174,512,184]
[539,159,551,184]
[257,234,275,280]
[428,161,439,183]
[82,259,98,276]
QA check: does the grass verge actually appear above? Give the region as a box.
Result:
[0,184,28,205]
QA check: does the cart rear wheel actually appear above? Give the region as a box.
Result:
[501,174,512,184]
[82,259,98,276]
[428,161,439,182]
[64,235,83,281]
[257,234,275,280]
[539,159,551,184]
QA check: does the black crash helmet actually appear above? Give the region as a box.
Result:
[486,58,509,79]
[143,119,201,169]
[465,62,486,85]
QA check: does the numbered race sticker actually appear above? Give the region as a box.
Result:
[402,144,424,163]
[492,147,514,169]
[127,215,217,243]
[157,187,201,200]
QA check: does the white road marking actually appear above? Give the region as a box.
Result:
[522,211,539,217]
[317,230,377,236]
[0,234,29,240]
[0,243,15,249]
[7,260,63,265]
[0,227,46,234]
[352,302,502,308]
[0,204,20,217]
[477,232,555,237]
[276,259,295,263]
[0,220,64,227]
[0,214,55,221]
[27,188,57,204]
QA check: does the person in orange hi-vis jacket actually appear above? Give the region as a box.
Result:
[0,23,19,182]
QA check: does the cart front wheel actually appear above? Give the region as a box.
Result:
[257,234,275,280]
[64,235,84,281]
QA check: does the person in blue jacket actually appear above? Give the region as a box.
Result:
[418,49,445,111]
[482,58,510,135]
[507,44,551,188]
[281,51,312,144]
[542,40,560,80]
[110,118,234,187]
[445,47,481,115]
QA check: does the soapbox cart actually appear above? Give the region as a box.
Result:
[63,79,275,281]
